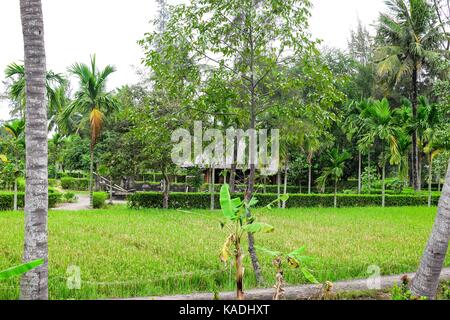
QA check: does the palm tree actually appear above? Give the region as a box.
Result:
[61,55,119,208]
[5,62,66,121]
[411,159,450,299]
[343,99,373,194]
[19,0,49,300]
[3,119,25,211]
[375,0,448,191]
[359,99,401,207]
[316,148,352,208]
[417,96,445,206]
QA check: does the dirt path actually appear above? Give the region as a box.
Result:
[128,268,450,300]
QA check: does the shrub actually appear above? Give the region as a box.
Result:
[127,192,440,209]
[48,179,58,187]
[63,192,77,203]
[61,177,89,191]
[0,192,62,211]
[93,192,108,209]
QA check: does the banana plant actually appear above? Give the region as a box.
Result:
[0,259,44,281]
[219,184,280,300]
[256,246,318,300]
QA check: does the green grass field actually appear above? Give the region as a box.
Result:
[0,206,449,300]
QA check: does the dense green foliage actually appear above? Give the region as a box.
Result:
[128,191,440,209]
[60,178,89,191]
[93,192,108,209]
[0,192,61,211]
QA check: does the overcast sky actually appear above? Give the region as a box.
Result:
[0,0,385,120]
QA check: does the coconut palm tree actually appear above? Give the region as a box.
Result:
[5,62,66,122]
[359,99,401,207]
[61,55,119,208]
[19,0,49,300]
[375,0,448,191]
[316,148,352,208]
[411,159,450,299]
[2,119,25,211]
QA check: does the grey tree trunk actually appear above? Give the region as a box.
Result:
[282,160,288,209]
[358,151,362,194]
[382,164,386,208]
[334,179,337,208]
[210,166,215,210]
[19,0,49,300]
[89,147,94,209]
[109,175,113,205]
[14,177,18,211]
[308,157,312,194]
[162,172,170,209]
[277,170,281,208]
[428,155,433,208]
[411,160,450,299]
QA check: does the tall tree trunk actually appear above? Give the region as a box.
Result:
[367,152,371,192]
[277,170,281,208]
[411,160,450,299]
[411,67,419,192]
[382,163,386,208]
[334,179,337,208]
[19,0,48,300]
[358,151,362,194]
[282,159,288,209]
[210,166,215,210]
[14,177,18,211]
[109,175,113,205]
[308,155,312,194]
[162,172,170,209]
[89,146,94,209]
[418,152,422,192]
[428,154,433,208]
[229,141,237,193]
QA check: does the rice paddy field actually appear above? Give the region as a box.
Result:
[0,205,449,300]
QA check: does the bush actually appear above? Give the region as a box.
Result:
[127,192,441,209]
[48,179,58,187]
[0,192,62,211]
[61,177,89,191]
[93,192,108,209]
[62,191,77,203]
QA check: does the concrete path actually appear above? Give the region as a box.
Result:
[53,193,127,211]
[54,193,90,211]
[128,268,450,300]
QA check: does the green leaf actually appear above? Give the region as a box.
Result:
[0,154,8,163]
[242,222,274,234]
[255,245,282,257]
[301,267,319,284]
[288,246,306,257]
[247,197,259,208]
[219,184,240,221]
[0,259,44,281]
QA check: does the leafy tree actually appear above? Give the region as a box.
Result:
[359,99,401,207]
[316,148,352,208]
[2,119,25,210]
[374,0,448,191]
[4,62,66,122]
[61,55,119,208]
[142,0,317,283]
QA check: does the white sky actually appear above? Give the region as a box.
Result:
[0,0,385,120]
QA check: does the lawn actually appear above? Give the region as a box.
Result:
[0,206,449,300]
